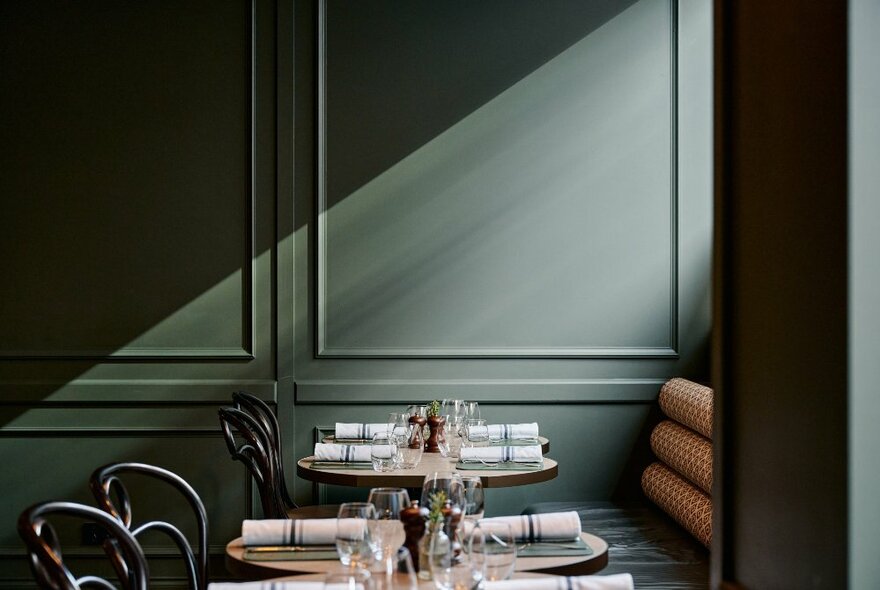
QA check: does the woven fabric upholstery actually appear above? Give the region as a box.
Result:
[641,462,712,548]
[650,420,713,494]
[658,378,714,439]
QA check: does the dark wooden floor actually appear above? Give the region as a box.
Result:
[523,501,709,589]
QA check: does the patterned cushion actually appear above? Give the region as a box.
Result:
[641,462,712,548]
[650,420,712,494]
[658,378,714,439]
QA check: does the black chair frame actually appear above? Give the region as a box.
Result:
[18,501,149,590]
[89,462,208,590]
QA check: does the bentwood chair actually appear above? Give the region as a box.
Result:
[89,462,208,590]
[219,401,337,519]
[18,501,149,590]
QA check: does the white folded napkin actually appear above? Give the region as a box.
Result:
[484,574,634,590]
[459,445,543,464]
[335,422,393,439]
[242,518,364,546]
[468,423,539,440]
[314,443,372,463]
[476,511,581,542]
[209,584,324,590]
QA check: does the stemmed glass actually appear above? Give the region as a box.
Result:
[366,488,409,561]
[336,502,377,569]
[420,472,465,512]
[460,476,485,522]
[369,546,418,590]
[471,523,516,582]
[324,569,376,590]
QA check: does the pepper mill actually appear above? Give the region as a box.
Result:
[400,499,427,571]
[408,414,427,449]
[441,500,464,557]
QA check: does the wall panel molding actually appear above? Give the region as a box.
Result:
[295,378,666,404]
[0,0,259,362]
[314,0,680,359]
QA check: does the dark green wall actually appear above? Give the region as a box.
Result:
[0,0,711,586]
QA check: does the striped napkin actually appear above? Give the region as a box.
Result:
[459,445,542,464]
[476,511,581,542]
[242,518,364,546]
[335,422,393,440]
[313,443,372,463]
[484,574,633,590]
[468,423,539,441]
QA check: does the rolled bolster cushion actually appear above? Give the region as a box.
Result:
[242,518,364,546]
[641,462,712,548]
[475,511,581,542]
[658,378,714,439]
[335,422,393,439]
[313,443,372,463]
[483,574,634,590]
[459,445,543,464]
[650,420,713,494]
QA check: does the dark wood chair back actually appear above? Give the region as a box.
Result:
[219,406,288,518]
[232,391,296,510]
[89,463,208,590]
[18,501,149,590]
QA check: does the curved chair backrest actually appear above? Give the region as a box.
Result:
[232,391,296,510]
[89,463,208,590]
[18,501,149,590]
[219,406,288,519]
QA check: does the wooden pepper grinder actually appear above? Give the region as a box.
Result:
[425,415,446,453]
[400,499,427,571]
[408,413,427,449]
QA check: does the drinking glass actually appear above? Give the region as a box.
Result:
[371,433,397,473]
[440,399,466,432]
[336,502,376,568]
[460,476,485,521]
[324,569,376,590]
[388,413,410,468]
[463,401,481,422]
[463,419,488,448]
[420,472,465,517]
[405,404,426,418]
[367,488,409,560]
[472,523,516,581]
[430,530,481,590]
[369,546,418,590]
[397,424,424,469]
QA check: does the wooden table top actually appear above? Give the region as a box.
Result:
[296,452,558,489]
[225,532,608,580]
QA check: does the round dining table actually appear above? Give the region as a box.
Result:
[225,531,609,580]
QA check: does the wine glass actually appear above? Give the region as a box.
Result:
[463,401,481,422]
[471,523,516,581]
[397,424,424,469]
[460,475,485,521]
[369,546,418,590]
[336,502,376,569]
[430,528,481,590]
[371,433,397,473]
[367,488,409,561]
[420,472,465,513]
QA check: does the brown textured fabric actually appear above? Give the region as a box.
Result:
[658,378,714,439]
[642,461,712,548]
[650,420,713,494]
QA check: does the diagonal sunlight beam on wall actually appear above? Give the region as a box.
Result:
[321,0,674,355]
